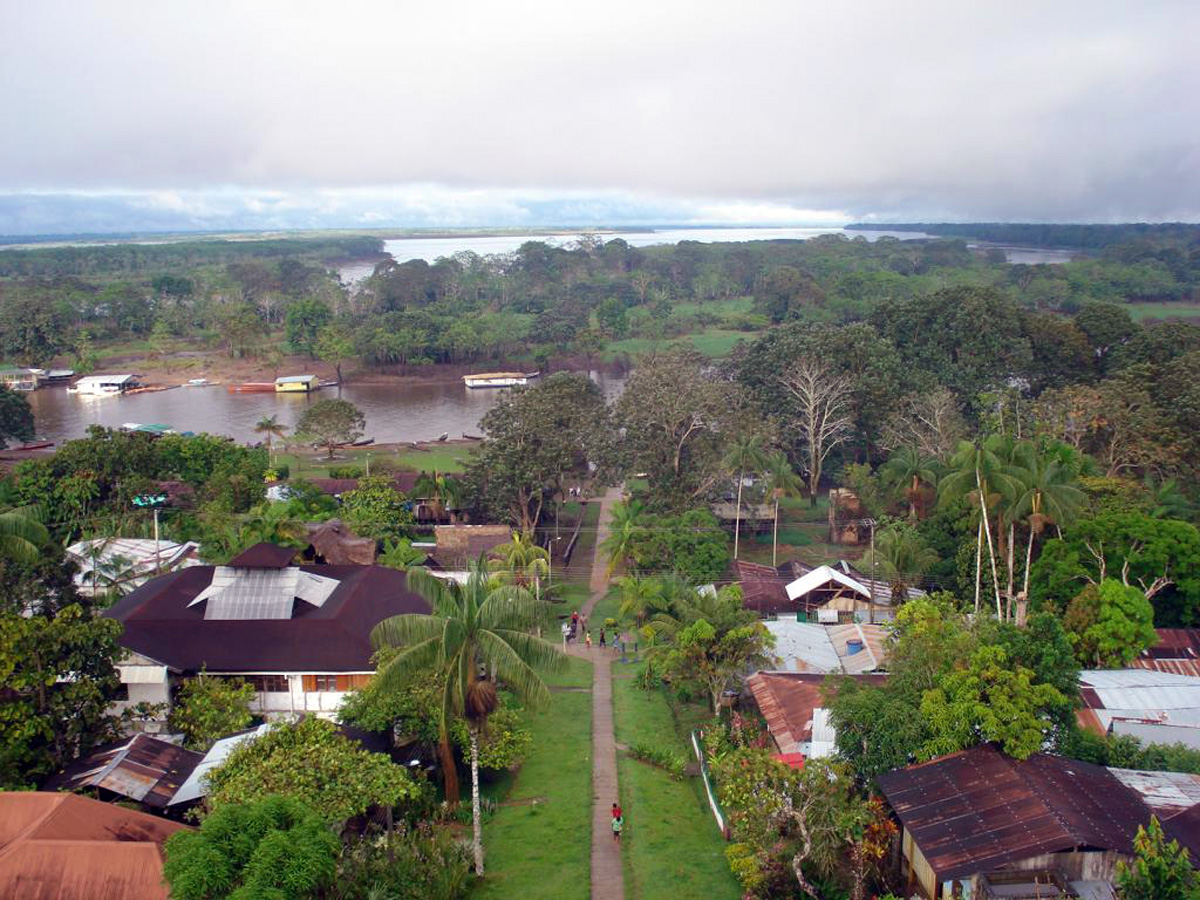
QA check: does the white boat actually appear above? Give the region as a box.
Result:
[68,374,137,396]
[186,378,208,386]
[462,371,539,389]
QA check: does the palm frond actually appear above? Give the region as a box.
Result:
[487,628,568,675]
[371,635,447,696]
[370,613,448,650]
[475,629,552,707]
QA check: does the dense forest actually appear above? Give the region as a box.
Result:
[1,226,1198,371]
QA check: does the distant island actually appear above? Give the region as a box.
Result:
[845,221,1200,249]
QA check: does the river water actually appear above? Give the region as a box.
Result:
[336,226,934,281]
[26,372,627,446]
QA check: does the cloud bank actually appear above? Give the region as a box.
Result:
[1,0,1198,232]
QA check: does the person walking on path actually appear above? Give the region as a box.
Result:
[611,802,622,821]
[612,813,624,844]
[586,631,592,650]
[599,628,607,648]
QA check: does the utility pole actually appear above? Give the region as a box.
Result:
[153,507,161,574]
[867,518,876,625]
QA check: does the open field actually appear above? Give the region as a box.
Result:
[474,656,594,900]
[602,328,757,360]
[1124,301,1200,322]
[276,441,476,478]
[611,665,740,900]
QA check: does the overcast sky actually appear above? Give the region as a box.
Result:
[2,0,1198,233]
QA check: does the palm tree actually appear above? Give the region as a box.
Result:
[860,526,939,603]
[722,434,770,559]
[370,557,565,876]
[1010,444,1085,602]
[414,470,465,522]
[763,451,804,567]
[939,439,1023,617]
[1147,477,1194,521]
[0,505,48,564]
[879,446,939,520]
[615,574,673,627]
[489,531,551,599]
[600,499,647,577]
[254,415,288,464]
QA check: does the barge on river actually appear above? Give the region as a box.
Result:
[462,371,539,389]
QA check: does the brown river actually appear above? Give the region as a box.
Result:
[27,372,627,445]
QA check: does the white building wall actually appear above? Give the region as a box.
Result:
[250,675,352,721]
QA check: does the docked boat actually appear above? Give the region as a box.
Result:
[227,382,277,393]
[275,374,321,393]
[68,374,138,396]
[462,371,539,389]
[0,368,40,391]
[121,423,177,436]
[186,378,208,386]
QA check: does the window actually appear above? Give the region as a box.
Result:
[313,674,338,692]
[246,674,289,692]
[302,674,372,692]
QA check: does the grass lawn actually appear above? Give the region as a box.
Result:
[474,656,593,900]
[277,442,475,479]
[611,666,740,900]
[1125,301,1200,321]
[601,328,758,361]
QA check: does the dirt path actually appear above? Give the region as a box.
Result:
[568,484,625,900]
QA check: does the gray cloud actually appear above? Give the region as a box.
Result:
[1,0,1198,231]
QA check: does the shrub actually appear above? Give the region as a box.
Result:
[627,741,686,779]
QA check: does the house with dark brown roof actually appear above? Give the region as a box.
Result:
[876,743,1165,899]
[104,543,429,724]
[0,791,188,900]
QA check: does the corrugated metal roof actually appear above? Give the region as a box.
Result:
[170,724,273,805]
[1132,629,1200,678]
[745,671,888,756]
[877,744,1148,882]
[785,565,870,602]
[1109,767,1200,814]
[731,559,793,615]
[1079,669,1200,689]
[827,623,889,674]
[0,792,187,900]
[42,735,201,808]
[1077,669,1200,738]
[764,621,840,673]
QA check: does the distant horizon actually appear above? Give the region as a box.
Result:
[4,219,1198,247]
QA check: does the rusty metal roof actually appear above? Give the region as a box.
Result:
[745,671,888,754]
[732,559,794,615]
[0,792,187,900]
[42,734,202,808]
[876,744,1149,882]
[1132,629,1200,678]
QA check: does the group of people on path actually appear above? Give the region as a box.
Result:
[562,609,614,650]
[611,802,624,843]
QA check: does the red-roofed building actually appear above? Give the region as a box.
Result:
[0,791,188,900]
